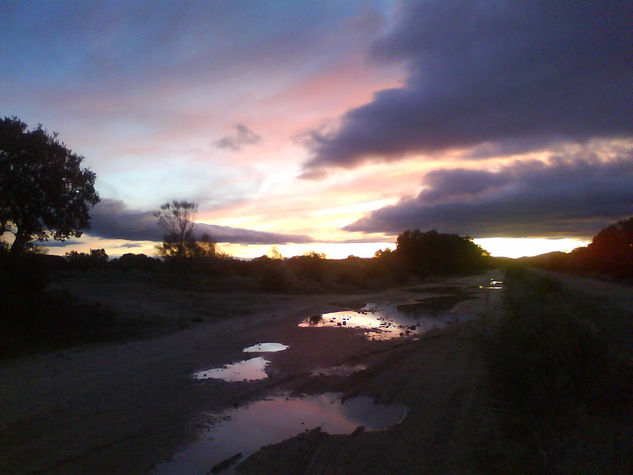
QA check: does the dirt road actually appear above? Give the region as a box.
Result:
[0,270,503,474]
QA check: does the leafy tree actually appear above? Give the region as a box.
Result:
[0,117,100,253]
[572,217,633,278]
[288,251,326,282]
[65,248,109,268]
[394,229,489,275]
[154,200,216,259]
[111,253,161,272]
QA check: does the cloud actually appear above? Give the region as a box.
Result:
[118,242,144,249]
[304,0,633,171]
[89,199,312,244]
[214,124,262,151]
[197,223,311,245]
[345,151,633,238]
[39,239,85,248]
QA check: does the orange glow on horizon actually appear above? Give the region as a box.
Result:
[39,236,590,261]
[474,237,590,259]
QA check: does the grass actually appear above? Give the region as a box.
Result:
[483,267,633,472]
[0,263,152,359]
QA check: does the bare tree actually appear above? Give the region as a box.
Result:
[154,201,215,259]
[154,201,197,258]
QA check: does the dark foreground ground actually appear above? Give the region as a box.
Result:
[1,268,631,473]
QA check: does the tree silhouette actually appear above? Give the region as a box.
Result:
[154,200,216,259]
[573,217,633,278]
[0,117,99,253]
[394,229,489,275]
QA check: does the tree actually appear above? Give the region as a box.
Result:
[394,229,489,275]
[267,246,284,260]
[65,248,109,269]
[0,117,99,254]
[154,200,216,259]
[572,217,633,278]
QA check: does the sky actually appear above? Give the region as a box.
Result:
[2,0,631,259]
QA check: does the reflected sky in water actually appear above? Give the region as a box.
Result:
[479,279,504,290]
[243,343,289,353]
[153,392,406,474]
[192,357,269,382]
[299,303,474,340]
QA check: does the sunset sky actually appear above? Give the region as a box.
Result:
[2,1,631,259]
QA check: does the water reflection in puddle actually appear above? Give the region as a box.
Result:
[194,343,289,382]
[299,303,474,340]
[479,279,504,290]
[193,357,269,382]
[153,393,406,474]
[243,343,289,353]
[311,364,368,377]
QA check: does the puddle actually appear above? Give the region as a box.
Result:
[243,343,288,353]
[479,279,503,290]
[193,357,269,382]
[153,393,406,474]
[299,302,474,340]
[311,364,368,377]
[193,344,288,383]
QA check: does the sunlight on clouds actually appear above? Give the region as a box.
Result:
[474,238,590,259]
[313,199,397,217]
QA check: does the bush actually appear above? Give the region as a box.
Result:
[394,229,489,277]
[65,248,108,269]
[483,268,633,471]
[111,253,162,272]
[488,270,629,414]
[287,252,326,283]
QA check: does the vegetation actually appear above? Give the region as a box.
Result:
[0,247,142,358]
[154,200,217,261]
[375,229,489,278]
[67,228,489,293]
[571,217,633,279]
[522,216,633,280]
[65,248,109,269]
[0,116,99,254]
[484,268,633,472]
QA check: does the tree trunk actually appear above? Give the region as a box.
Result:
[10,227,29,254]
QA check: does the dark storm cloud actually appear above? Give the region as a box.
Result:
[89,199,312,244]
[41,239,85,248]
[214,124,262,151]
[304,0,633,171]
[118,243,144,249]
[345,153,633,238]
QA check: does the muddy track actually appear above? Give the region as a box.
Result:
[238,308,500,473]
[0,270,503,473]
